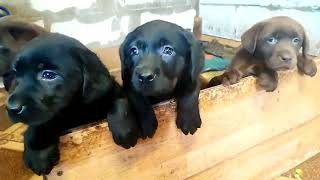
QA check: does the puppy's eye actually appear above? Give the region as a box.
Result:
[40,70,59,81]
[162,45,175,56]
[266,37,278,45]
[292,37,300,45]
[130,46,139,56]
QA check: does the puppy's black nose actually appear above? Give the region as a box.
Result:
[7,102,25,115]
[280,54,292,62]
[137,70,156,82]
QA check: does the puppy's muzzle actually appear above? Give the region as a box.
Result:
[7,98,26,115]
[278,51,293,63]
[135,68,157,83]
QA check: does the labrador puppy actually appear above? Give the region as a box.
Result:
[209,16,317,91]
[0,16,47,77]
[5,33,139,175]
[120,20,204,138]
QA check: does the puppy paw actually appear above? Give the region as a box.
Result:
[257,73,278,92]
[208,76,222,87]
[221,70,242,86]
[111,127,139,149]
[176,111,201,135]
[140,116,158,139]
[23,144,59,175]
[299,60,317,77]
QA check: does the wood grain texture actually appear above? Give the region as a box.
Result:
[283,152,320,179]
[0,89,11,131]
[189,115,320,180]
[44,59,320,179]
[0,148,41,180]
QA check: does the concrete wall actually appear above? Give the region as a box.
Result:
[200,0,320,56]
[1,0,197,48]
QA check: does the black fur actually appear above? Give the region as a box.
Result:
[5,33,139,175]
[119,20,204,138]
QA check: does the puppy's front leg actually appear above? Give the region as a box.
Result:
[257,67,278,92]
[127,90,158,139]
[176,82,201,135]
[297,54,317,77]
[107,97,139,149]
[211,49,253,87]
[23,126,60,175]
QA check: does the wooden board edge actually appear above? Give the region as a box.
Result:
[188,114,320,180]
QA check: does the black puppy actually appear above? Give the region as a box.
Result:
[120,20,204,138]
[5,33,139,175]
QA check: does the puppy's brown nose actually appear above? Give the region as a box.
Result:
[279,54,292,62]
[136,70,156,82]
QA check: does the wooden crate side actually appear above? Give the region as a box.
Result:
[45,59,320,179]
[189,115,320,180]
[0,148,41,180]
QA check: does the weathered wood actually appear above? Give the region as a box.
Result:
[43,59,320,179]
[0,148,41,180]
[201,34,241,48]
[189,115,320,180]
[282,151,320,180]
[274,177,295,180]
[0,108,30,180]
[0,89,11,131]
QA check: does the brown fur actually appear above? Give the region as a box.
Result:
[209,16,317,91]
[0,16,47,75]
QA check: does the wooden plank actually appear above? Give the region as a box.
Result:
[188,115,320,180]
[0,123,26,143]
[274,177,293,180]
[201,34,241,48]
[0,148,41,180]
[282,152,320,179]
[0,90,11,131]
[45,59,320,179]
[92,47,121,71]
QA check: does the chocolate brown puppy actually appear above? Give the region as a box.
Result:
[209,16,317,91]
[0,16,47,77]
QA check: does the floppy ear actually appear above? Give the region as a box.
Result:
[241,22,264,54]
[70,47,114,104]
[302,30,310,58]
[119,38,126,65]
[119,33,135,87]
[5,21,46,43]
[182,30,204,84]
[119,38,128,74]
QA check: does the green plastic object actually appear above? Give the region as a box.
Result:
[202,56,231,73]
